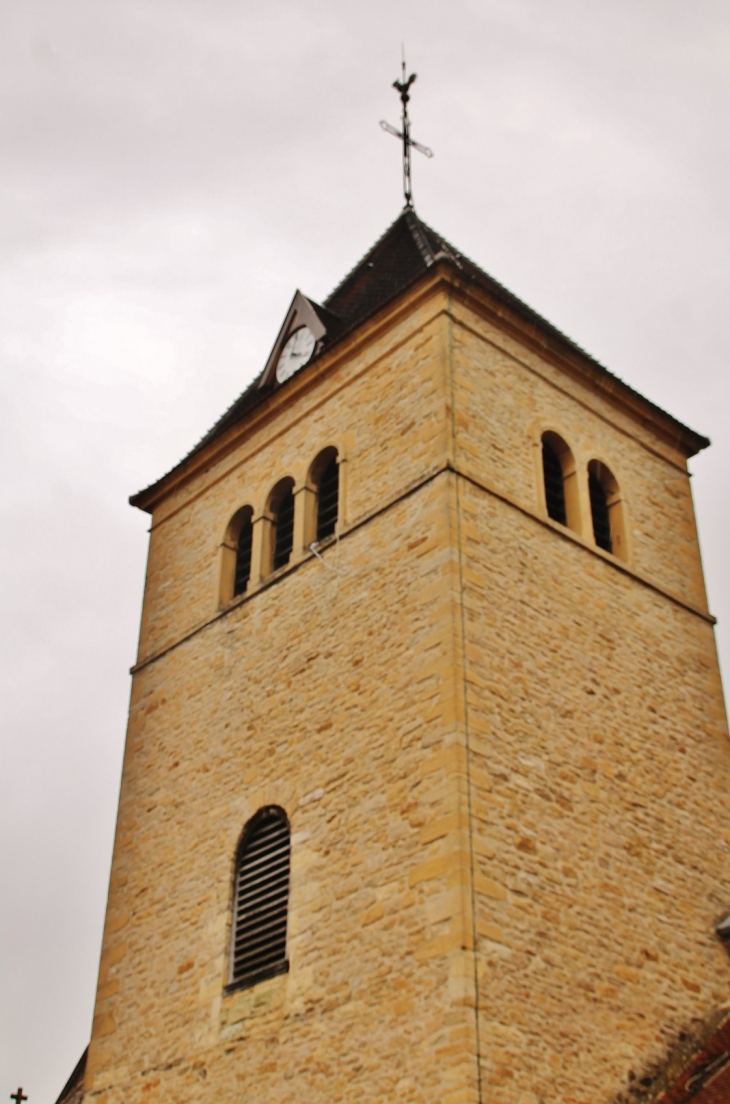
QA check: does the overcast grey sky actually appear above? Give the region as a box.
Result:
[2,2,729,1100]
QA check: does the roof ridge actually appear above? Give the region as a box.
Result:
[417,216,604,364]
[404,208,436,267]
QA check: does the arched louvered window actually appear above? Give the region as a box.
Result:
[541,432,580,533]
[542,439,567,526]
[220,505,254,606]
[269,478,295,571]
[229,807,290,990]
[234,510,253,596]
[588,461,613,553]
[587,459,627,559]
[310,447,339,542]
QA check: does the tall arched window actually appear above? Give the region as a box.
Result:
[230,807,290,990]
[541,432,580,533]
[269,478,295,571]
[310,447,339,542]
[220,505,254,605]
[588,460,626,559]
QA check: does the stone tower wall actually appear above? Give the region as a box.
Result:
[447,306,730,1101]
[86,288,479,1104]
[84,272,729,1104]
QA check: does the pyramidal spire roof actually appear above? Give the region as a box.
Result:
[130,208,709,509]
[323,207,459,328]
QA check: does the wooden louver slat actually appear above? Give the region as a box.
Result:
[230,809,290,987]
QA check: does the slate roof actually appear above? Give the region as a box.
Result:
[325,207,451,327]
[325,207,579,351]
[130,207,709,509]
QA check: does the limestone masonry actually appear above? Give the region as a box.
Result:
[75,212,730,1104]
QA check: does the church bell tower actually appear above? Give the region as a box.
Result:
[74,207,730,1104]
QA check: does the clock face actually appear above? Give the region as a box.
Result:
[275,326,316,384]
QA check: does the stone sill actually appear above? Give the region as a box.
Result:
[223,959,289,996]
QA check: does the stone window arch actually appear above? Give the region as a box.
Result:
[229,806,290,991]
[541,431,580,533]
[588,459,627,559]
[220,505,254,605]
[309,446,339,543]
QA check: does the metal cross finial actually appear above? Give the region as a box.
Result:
[379,48,433,209]
[10,1090,28,1104]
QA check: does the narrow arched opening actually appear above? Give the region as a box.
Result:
[541,432,580,533]
[309,447,339,543]
[220,505,254,605]
[268,478,295,571]
[542,436,567,525]
[588,466,612,552]
[233,510,253,596]
[588,460,626,559]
